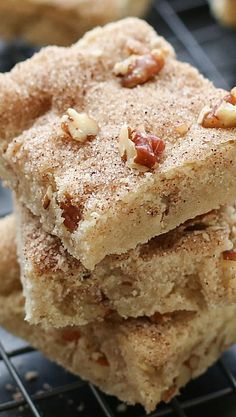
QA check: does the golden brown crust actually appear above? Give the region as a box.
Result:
[1,19,236,268]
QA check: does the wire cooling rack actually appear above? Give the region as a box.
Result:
[0,0,236,416]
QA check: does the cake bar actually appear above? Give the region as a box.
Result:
[13,202,236,327]
[0,0,151,46]
[1,19,236,268]
[209,0,236,27]
[0,215,236,412]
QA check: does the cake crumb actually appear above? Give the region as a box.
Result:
[116,403,127,413]
[25,371,38,381]
[35,390,44,396]
[5,383,15,392]
[13,391,23,401]
[18,405,25,412]
[43,382,52,390]
[202,232,210,242]
[77,402,85,412]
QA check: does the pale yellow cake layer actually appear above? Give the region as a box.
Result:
[10,203,236,327]
[0,0,150,46]
[0,237,236,412]
[1,19,236,268]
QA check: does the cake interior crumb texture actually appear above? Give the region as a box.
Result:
[1,18,236,268]
[0,221,236,413]
[15,202,236,328]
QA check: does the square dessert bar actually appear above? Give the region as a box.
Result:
[0,0,150,46]
[1,19,236,269]
[209,0,236,27]
[0,240,236,412]
[15,202,236,327]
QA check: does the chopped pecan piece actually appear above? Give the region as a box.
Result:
[114,49,165,88]
[225,88,236,105]
[199,87,236,128]
[185,354,200,370]
[175,123,189,136]
[61,108,99,142]
[118,125,165,171]
[42,186,53,210]
[223,250,236,261]
[96,356,110,367]
[61,328,81,342]
[162,385,177,402]
[92,352,109,366]
[60,194,82,233]
[149,312,163,323]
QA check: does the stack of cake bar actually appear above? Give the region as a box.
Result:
[0,18,236,413]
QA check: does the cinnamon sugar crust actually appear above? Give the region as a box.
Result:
[1,19,236,268]
[14,202,236,327]
[0,264,236,412]
[0,0,151,46]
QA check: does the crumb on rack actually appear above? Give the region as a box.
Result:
[77,402,85,412]
[24,370,38,381]
[116,402,128,413]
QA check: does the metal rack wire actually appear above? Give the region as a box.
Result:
[0,0,236,416]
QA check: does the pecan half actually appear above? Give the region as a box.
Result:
[118,125,165,171]
[223,250,236,261]
[114,50,165,88]
[61,108,99,142]
[60,194,82,233]
[199,87,236,128]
